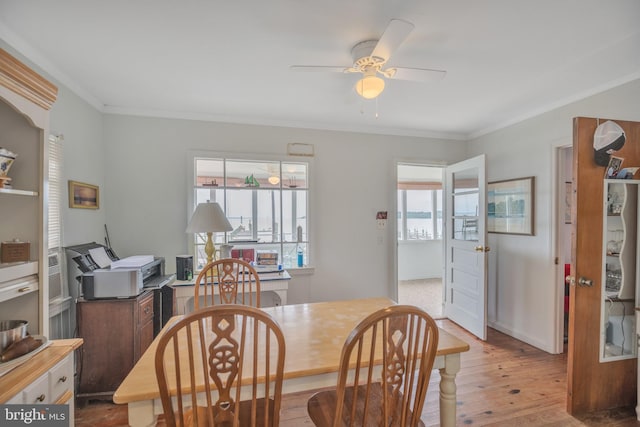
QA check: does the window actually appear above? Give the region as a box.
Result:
[397,164,442,241]
[191,155,309,271]
[398,189,442,240]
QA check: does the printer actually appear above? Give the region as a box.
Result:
[65,242,174,299]
[82,256,174,299]
[66,242,176,336]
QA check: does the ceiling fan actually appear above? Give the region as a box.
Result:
[290,19,446,100]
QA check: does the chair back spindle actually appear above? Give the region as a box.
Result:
[194,258,261,309]
[155,304,285,427]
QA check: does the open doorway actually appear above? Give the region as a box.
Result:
[557,145,573,350]
[396,163,445,319]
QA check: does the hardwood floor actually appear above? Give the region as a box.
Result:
[75,320,640,426]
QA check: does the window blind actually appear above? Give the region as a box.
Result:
[48,134,63,250]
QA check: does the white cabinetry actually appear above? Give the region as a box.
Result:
[0,339,82,425]
[0,48,58,335]
[9,355,74,405]
[600,179,639,361]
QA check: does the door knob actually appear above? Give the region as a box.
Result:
[474,246,491,252]
[578,277,593,287]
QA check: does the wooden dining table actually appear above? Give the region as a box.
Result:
[113,297,470,427]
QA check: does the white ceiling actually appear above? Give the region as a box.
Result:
[1,0,638,140]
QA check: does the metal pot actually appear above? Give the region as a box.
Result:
[0,320,28,353]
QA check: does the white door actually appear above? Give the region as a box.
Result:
[444,155,488,340]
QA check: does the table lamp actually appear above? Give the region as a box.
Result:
[186,202,232,265]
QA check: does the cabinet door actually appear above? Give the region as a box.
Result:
[135,292,154,360]
[49,355,73,403]
[600,180,638,361]
[77,298,136,395]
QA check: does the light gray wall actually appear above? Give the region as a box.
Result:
[102,115,466,303]
[1,40,107,248]
[398,241,443,280]
[50,86,105,247]
[469,78,640,352]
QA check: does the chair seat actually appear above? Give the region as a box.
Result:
[181,398,276,427]
[307,383,426,427]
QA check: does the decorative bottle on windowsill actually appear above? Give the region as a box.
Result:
[296,225,304,267]
[297,246,303,268]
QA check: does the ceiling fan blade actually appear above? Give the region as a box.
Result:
[370,19,414,63]
[384,67,446,82]
[290,65,349,73]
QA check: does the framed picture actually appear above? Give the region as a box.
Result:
[605,155,623,178]
[487,176,535,235]
[69,180,99,209]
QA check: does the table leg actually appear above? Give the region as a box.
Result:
[128,400,157,427]
[439,353,461,427]
[274,290,287,305]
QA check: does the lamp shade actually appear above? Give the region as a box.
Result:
[356,75,385,99]
[186,202,232,233]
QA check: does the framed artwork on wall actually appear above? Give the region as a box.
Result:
[69,180,99,209]
[487,176,535,235]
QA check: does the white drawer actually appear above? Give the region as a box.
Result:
[22,373,49,404]
[8,353,74,405]
[49,355,73,402]
[5,391,23,404]
[0,274,39,303]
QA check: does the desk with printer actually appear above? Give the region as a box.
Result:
[65,243,291,401]
[65,243,176,402]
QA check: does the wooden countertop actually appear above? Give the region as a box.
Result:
[0,338,83,403]
[114,297,470,404]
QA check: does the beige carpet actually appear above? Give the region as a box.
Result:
[398,278,444,319]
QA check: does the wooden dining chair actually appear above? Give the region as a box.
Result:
[307,305,439,427]
[155,304,286,427]
[194,258,261,309]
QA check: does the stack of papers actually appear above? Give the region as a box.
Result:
[111,255,154,269]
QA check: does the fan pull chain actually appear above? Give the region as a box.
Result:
[375,97,379,119]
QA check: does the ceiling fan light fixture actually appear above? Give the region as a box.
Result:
[356,75,385,99]
[268,175,280,185]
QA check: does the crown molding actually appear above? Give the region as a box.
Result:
[0,48,57,110]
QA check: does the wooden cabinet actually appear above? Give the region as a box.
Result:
[600,180,639,361]
[0,339,82,425]
[0,48,58,336]
[76,291,154,400]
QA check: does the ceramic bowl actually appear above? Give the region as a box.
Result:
[0,320,28,353]
[0,148,17,177]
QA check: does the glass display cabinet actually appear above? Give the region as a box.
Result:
[600,179,639,361]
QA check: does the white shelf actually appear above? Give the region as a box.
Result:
[0,188,38,197]
[0,260,38,283]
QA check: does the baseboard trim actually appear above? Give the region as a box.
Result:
[488,320,556,354]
